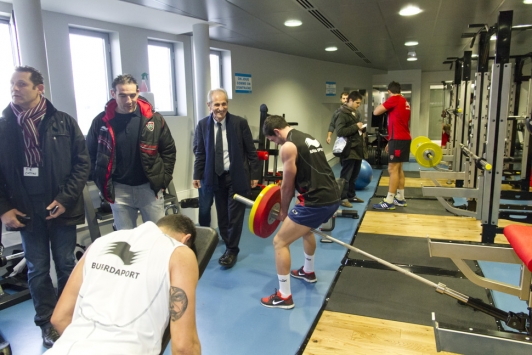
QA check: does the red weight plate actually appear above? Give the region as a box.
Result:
[253,185,281,238]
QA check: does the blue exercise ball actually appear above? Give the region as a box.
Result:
[355,160,373,190]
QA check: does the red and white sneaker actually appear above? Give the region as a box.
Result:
[260,289,295,309]
[290,266,317,283]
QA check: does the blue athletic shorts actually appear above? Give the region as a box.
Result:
[287,202,340,229]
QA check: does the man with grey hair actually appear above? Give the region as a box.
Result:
[87,74,176,230]
[193,88,260,268]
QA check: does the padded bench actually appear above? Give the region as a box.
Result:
[504,225,532,272]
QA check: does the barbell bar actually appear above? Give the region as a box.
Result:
[233,185,523,331]
[459,144,492,171]
[0,251,24,267]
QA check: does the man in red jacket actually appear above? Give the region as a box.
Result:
[87,74,176,230]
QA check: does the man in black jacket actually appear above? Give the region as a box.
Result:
[193,88,260,269]
[86,74,176,230]
[0,66,90,348]
[325,91,349,144]
[335,91,365,208]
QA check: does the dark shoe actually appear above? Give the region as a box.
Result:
[290,266,317,283]
[348,196,364,203]
[42,325,60,349]
[218,250,230,264]
[260,289,294,309]
[219,253,237,269]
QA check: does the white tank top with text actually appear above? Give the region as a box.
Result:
[47,221,183,355]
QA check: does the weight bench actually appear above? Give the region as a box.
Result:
[159,226,219,355]
[429,224,532,353]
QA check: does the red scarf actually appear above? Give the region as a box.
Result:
[10,96,47,167]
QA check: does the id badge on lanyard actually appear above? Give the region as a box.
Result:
[23,167,39,177]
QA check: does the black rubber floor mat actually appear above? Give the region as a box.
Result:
[326,266,498,330]
[367,197,452,215]
[347,233,477,272]
[375,186,436,199]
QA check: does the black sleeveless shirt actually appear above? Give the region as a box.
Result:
[286,129,340,206]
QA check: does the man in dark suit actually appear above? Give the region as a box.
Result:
[193,88,260,268]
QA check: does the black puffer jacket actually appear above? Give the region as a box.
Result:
[86,98,176,202]
[0,100,90,230]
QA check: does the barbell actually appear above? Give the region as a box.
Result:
[410,136,443,168]
[0,251,24,267]
[232,185,526,333]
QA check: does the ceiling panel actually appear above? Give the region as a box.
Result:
[436,0,503,21]
[316,0,385,28]
[226,0,302,16]
[211,15,283,36]
[37,0,532,72]
[376,0,441,22]
[258,11,322,34]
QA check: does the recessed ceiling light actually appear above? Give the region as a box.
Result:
[325,46,338,52]
[407,57,418,61]
[399,5,422,16]
[524,0,532,4]
[284,19,302,27]
[405,41,419,46]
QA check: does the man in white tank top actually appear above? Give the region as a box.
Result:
[45,214,201,355]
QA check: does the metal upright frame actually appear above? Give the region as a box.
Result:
[481,11,513,243]
[468,30,491,189]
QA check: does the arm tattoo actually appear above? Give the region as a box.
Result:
[169,286,188,321]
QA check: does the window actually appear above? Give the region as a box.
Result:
[147,40,176,115]
[69,28,112,135]
[210,50,222,89]
[0,18,16,105]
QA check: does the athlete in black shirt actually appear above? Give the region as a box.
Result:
[260,115,340,309]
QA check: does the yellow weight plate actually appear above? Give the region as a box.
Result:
[249,184,275,234]
[415,142,443,168]
[410,136,432,155]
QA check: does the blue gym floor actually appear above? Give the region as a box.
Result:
[0,161,529,354]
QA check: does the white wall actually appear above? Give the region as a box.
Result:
[209,40,384,163]
[0,1,10,15]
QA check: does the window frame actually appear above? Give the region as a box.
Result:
[68,27,113,135]
[147,39,177,116]
[0,16,16,105]
[210,49,223,89]
[69,27,113,95]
